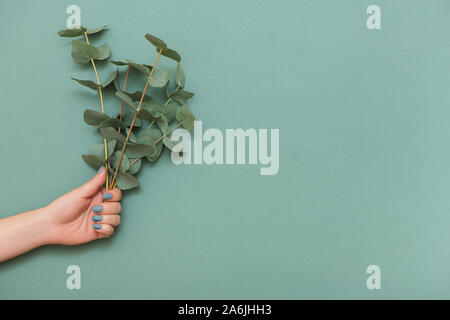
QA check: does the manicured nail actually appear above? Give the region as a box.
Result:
[93,224,102,230]
[103,193,113,200]
[97,166,104,175]
[92,205,103,213]
[92,215,102,222]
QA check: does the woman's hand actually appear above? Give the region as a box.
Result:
[45,167,122,245]
[0,168,122,262]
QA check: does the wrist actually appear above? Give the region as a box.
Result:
[33,207,59,246]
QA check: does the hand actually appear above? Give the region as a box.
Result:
[44,167,122,245]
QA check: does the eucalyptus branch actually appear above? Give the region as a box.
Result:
[58,28,197,191]
[83,31,110,190]
[110,48,163,188]
[118,65,131,134]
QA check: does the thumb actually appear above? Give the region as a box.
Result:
[79,166,107,197]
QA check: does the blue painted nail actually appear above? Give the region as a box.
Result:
[97,166,104,174]
[103,193,113,200]
[92,215,102,222]
[93,224,102,230]
[92,205,103,213]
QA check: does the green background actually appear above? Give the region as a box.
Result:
[0,0,449,299]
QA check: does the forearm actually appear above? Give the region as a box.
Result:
[0,207,55,262]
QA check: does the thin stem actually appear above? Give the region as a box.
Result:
[129,158,140,167]
[110,48,163,187]
[84,32,109,190]
[118,65,131,135]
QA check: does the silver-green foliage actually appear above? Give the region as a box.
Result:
[58,27,196,190]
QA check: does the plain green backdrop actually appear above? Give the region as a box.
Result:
[0,0,449,299]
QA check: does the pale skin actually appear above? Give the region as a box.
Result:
[0,168,121,262]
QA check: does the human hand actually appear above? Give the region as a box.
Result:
[44,167,122,245]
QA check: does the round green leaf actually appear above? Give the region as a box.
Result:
[138,128,163,162]
[110,150,129,173]
[84,109,109,126]
[115,91,137,111]
[128,158,142,174]
[176,105,195,131]
[116,172,139,190]
[100,127,127,143]
[124,59,151,76]
[150,69,172,88]
[82,154,105,170]
[125,143,157,158]
[89,140,117,159]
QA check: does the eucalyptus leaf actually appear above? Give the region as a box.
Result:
[115,91,137,111]
[82,154,105,170]
[116,172,139,190]
[126,128,137,143]
[99,118,127,130]
[123,111,141,127]
[127,91,152,102]
[89,140,117,158]
[71,40,97,64]
[128,158,142,174]
[101,70,118,88]
[71,77,99,90]
[125,59,151,76]
[100,127,126,143]
[159,47,181,62]
[58,27,87,37]
[137,128,163,162]
[137,109,157,122]
[125,143,157,158]
[113,72,121,91]
[145,33,167,49]
[91,43,110,60]
[170,90,194,105]
[164,103,178,123]
[110,151,129,172]
[155,113,169,134]
[176,105,195,131]
[83,109,109,126]
[86,25,108,35]
[175,64,185,88]
[109,59,128,66]
[162,136,178,150]
[150,69,171,87]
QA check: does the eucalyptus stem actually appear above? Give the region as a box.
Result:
[110,48,163,188]
[84,32,109,190]
[118,65,131,134]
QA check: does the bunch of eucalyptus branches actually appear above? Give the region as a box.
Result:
[58,26,195,190]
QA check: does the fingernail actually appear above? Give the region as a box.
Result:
[93,224,102,230]
[92,215,102,222]
[103,193,113,200]
[97,166,104,175]
[92,205,103,213]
